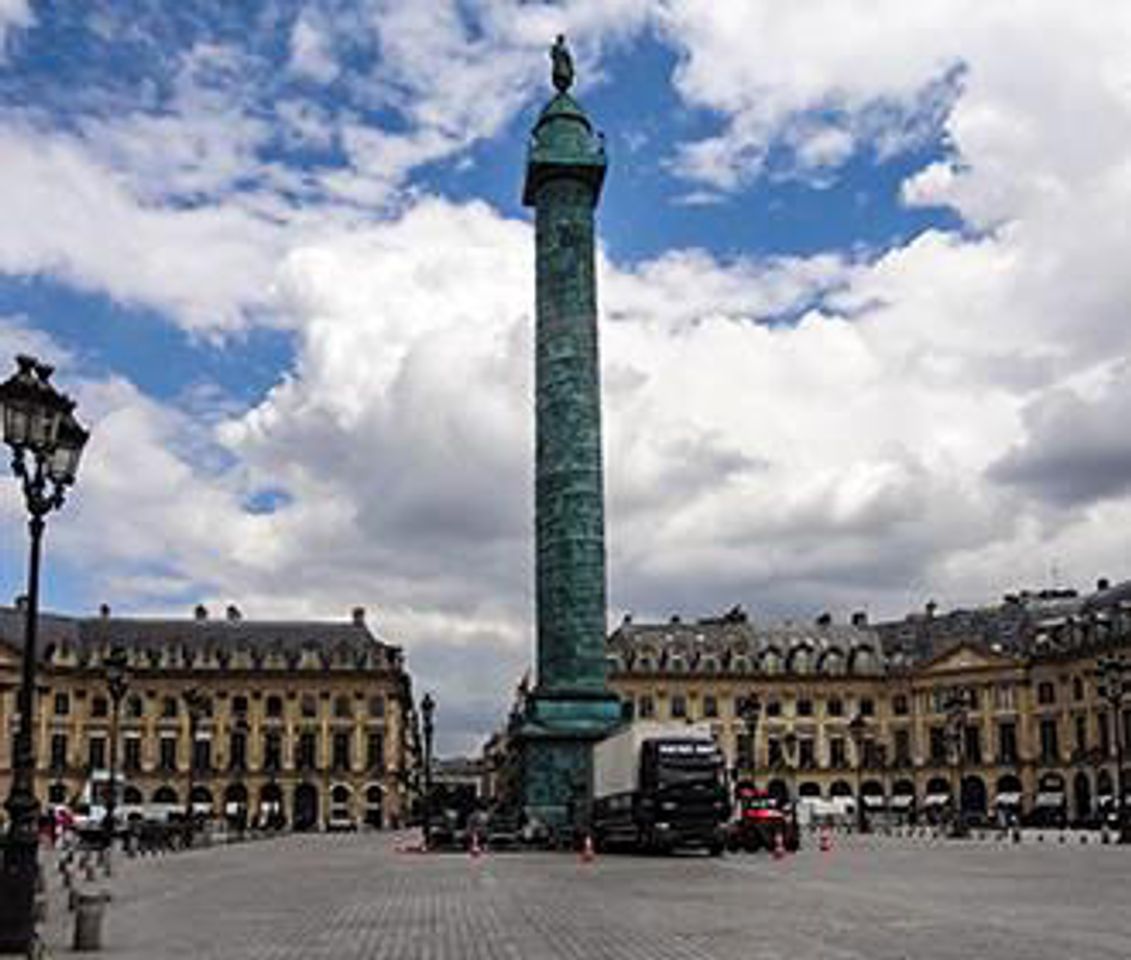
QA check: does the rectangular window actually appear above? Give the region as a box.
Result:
[703,695,718,719]
[159,737,177,772]
[765,700,782,718]
[796,699,813,717]
[829,737,847,768]
[966,687,980,711]
[91,696,109,718]
[670,694,687,719]
[929,726,947,763]
[123,737,142,773]
[767,737,783,767]
[826,698,844,717]
[161,697,178,719]
[87,736,106,771]
[799,738,816,769]
[998,722,1018,764]
[332,731,351,772]
[298,731,318,770]
[994,684,1015,711]
[231,695,249,716]
[736,733,753,769]
[301,695,318,719]
[894,729,911,766]
[1099,712,1111,757]
[964,725,982,765]
[1040,718,1059,762]
[1037,682,1056,706]
[859,698,875,717]
[53,692,70,716]
[892,694,909,717]
[50,733,67,771]
[1075,715,1087,755]
[192,738,211,773]
[263,732,282,772]
[369,695,386,719]
[229,732,247,771]
[638,695,654,719]
[367,732,385,772]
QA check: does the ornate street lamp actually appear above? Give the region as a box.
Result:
[1096,655,1129,843]
[737,693,761,783]
[848,712,869,834]
[782,730,799,807]
[943,688,970,838]
[183,687,209,847]
[420,693,435,850]
[0,355,89,953]
[103,645,130,854]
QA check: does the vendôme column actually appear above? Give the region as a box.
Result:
[518,36,621,833]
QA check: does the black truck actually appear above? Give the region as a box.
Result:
[591,722,728,854]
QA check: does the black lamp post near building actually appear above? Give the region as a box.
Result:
[737,693,761,783]
[848,712,869,834]
[420,693,435,849]
[183,687,209,846]
[0,355,89,954]
[1096,655,1129,843]
[103,646,130,851]
[943,688,971,838]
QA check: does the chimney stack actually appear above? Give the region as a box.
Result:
[226,604,242,622]
[1097,577,1111,592]
[851,611,868,627]
[99,603,111,619]
[194,604,208,621]
[351,606,366,626]
[14,594,28,612]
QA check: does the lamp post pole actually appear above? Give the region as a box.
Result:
[1096,656,1129,843]
[103,646,130,858]
[183,687,208,847]
[943,688,970,838]
[0,355,89,954]
[738,694,761,785]
[782,731,798,807]
[848,713,868,834]
[421,693,435,850]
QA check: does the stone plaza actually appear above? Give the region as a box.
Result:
[30,833,1131,959]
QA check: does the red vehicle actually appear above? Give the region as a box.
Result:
[726,783,800,852]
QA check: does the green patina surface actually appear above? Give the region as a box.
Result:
[517,51,621,831]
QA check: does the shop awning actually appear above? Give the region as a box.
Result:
[863,795,886,809]
[923,793,951,806]
[890,795,914,810]
[1034,791,1065,807]
[994,792,1022,806]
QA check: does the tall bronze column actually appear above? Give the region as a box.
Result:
[518,37,620,836]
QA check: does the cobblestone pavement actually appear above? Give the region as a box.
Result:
[29,831,1131,960]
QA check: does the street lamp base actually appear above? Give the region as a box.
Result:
[0,858,37,953]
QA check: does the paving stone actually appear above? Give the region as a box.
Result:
[25,831,1131,959]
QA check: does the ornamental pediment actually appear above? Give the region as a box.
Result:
[917,641,1017,675]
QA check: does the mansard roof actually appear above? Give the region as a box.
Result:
[0,605,401,670]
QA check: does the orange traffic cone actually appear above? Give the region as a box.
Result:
[819,825,832,853]
[580,833,595,863]
[772,830,786,860]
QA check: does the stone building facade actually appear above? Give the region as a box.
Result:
[605,581,1131,825]
[0,603,415,830]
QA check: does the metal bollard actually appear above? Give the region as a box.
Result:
[73,891,112,952]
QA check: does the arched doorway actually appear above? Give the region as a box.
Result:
[891,779,915,820]
[960,776,987,818]
[224,783,249,827]
[829,780,853,798]
[293,782,319,831]
[1073,771,1092,823]
[259,782,284,829]
[798,782,822,798]
[189,785,214,816]
[766,779,790,805]
[123,786,143,805]
[364,784,384,829]
[152,785,178,804]
[1035,772,1067,827]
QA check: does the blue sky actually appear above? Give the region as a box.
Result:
[1,2,1129,751]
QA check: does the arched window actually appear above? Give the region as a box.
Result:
[266,695,284,719]
[334,695,352,719]
[368,695,386,719]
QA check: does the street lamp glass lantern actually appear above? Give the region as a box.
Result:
[0,356,68,453]
[47,406,89,486]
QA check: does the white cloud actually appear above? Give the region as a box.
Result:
[0,0,31,59]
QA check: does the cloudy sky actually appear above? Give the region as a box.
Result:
[2,2,1131,753]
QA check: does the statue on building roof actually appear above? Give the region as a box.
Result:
[551,34,573,93]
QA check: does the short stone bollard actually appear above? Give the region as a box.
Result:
[1012,826,1021,844]
[73,890,112,952]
